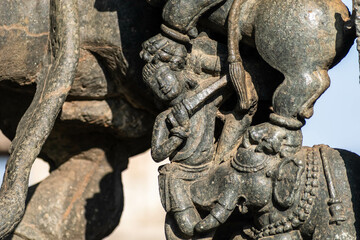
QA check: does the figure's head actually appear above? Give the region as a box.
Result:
[143,63,198,103]
[143,63,184,102]
[154,65,184,101]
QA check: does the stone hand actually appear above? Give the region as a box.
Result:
[171,103,190,127]
[170,126,190,139]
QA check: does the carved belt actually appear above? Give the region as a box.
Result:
[158,162,213,212]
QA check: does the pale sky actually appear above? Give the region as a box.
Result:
[302,0,360,155]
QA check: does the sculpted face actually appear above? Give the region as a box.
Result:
[152,65,184,101]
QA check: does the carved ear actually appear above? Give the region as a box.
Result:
[273,158,304,208]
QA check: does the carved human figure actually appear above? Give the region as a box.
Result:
[141,36,231,237]
[141,0,359,239]
[146,0,355,158]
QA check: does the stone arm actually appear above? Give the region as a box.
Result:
[151,110,186,162]
[168,75,229,127]
[152,76,229,162]
[183,76,228,114]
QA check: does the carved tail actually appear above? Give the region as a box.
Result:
[227,0,258,111]
[0,0,79,238]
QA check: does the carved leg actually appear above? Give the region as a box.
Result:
[173,208,201,236]
[5,148,124,240]
[165,213,215,240]
[272,69,330,120]
[243,70,329,156]
[196,163,240,233]
[165,213,191,240]
[168,176,201,236]
[162,0,226,34]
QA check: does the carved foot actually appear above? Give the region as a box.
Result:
[174,207,201,236]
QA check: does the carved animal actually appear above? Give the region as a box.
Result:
[0,0,358,239]
[140,34,231,237]
[175,145,359,240]
[0,0,161,239]
[143,0,360,239]
[149,0,356,156]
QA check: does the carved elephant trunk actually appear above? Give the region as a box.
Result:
[0,0,79,238]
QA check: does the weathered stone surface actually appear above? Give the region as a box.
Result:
[0,0,80,237]
[8,148,124,240]
[0,1,161,237]
[60,99,153,138]
[69,49,117,99]
[339,149,360,238]
[0,0,359,239]
[0,0,49,84]
[141,0,359,239]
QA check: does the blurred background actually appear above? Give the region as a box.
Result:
[0,135,165,240]
[0,0,359,239]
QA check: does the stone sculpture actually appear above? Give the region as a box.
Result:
[0,0,359,239]
[0,0,161,239]
[142,0,360,239]
[141,34,230,237]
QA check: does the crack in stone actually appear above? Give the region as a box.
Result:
[0,24,48,38]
